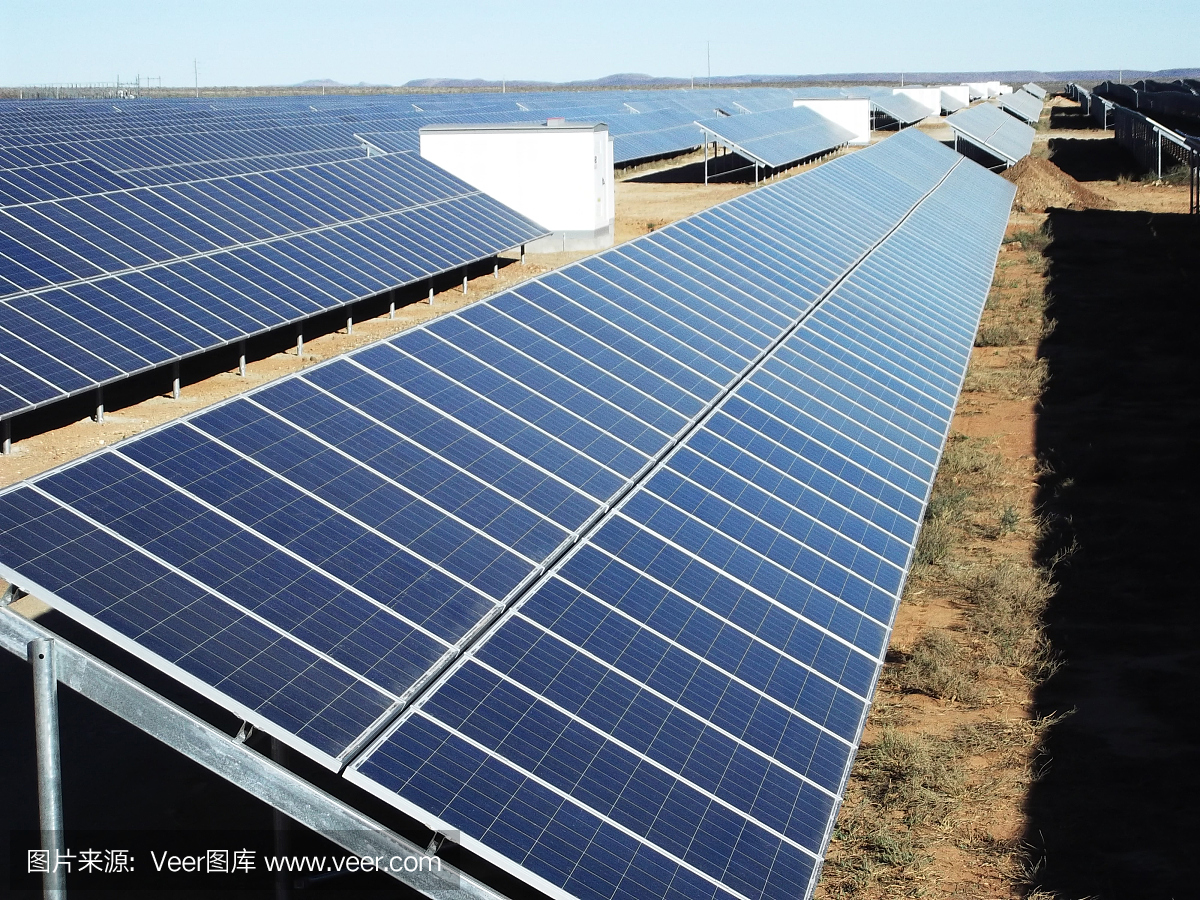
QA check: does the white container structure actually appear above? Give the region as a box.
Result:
[986,81,1002,98]
[963,82,989,100]
[419,120,615,253]
[998,84,1014,95]
[792,98,871,145]
[938,85,971,113]
[893,88,942,117]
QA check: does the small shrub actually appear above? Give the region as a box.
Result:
[976,322,1021,347]
[998,504,1020,535]
[914,515,956,565]
[940,434,1003,482]
[889,631,981,703]
[858,728,966,827]
[964,356,1048,399]
[1009,228,1049,253]
[964,561,1057,676]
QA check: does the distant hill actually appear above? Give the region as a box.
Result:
[308,68,1200,93]
[294,78,391,87]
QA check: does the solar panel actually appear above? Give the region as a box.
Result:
[997,89,1044,125]
[1023,83,1048,100]
[840,90,931,126]
[0,152,547,420]
[0,128,1016,900]
[946,103,1035,167]
[694,107,854,169]
[344,136,1014,900]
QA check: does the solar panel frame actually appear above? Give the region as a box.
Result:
[997,89,1044,125]
[946,103,1036,167]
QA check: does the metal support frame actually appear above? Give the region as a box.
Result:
[462,273,468,295]
[345,311,353,335]
[428,284,434,305]
[3,418,10,455]
[296,327,304,357]
[0,605,507,900]
[1191,148,1200,215]
[493,262,499,280]
[171,362,181,400]
[238,341,247,378]
[271,739,291,900]
[519,244,525,265]
[93,389,103,424]
[30,636,66,899]
[389,299,396,319]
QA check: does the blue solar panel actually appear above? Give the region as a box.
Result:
[947,104,1036,167]
[0,128,1015,899]
[0,152,548,418]
[695,107,854,169]
[997,89,1044,125]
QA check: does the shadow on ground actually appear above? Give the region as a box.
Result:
[1048,137,1141,181]
[1027,207,1200,899]
[630,150,764,183]
[1048,107,1095,131]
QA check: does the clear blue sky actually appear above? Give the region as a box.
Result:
[1,0,1193,87]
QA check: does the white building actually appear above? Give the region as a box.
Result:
[792,98,871,145]
[938,85,971,112]
[893,88,943,117]
[419,120,615,253]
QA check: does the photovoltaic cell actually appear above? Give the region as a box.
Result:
[0,127,1015,900]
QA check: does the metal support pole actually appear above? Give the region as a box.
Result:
[493,262,499,279]
[428,285,434,305]
[389,299,395,319]
[520,244,525,265]
[755,164,759,185]
[94,389,104,424]
[345,312,353,335]
[1157,130,1162,181]
[30,637,66,900]
[171,362,180,400]
[462,273,468,294]
[704,140,709,184]
[238,341,246,377]
[271,739,291,900]
[296,327,304,357]
[2,418,10,455]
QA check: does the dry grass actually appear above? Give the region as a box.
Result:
[965,355,1049,399]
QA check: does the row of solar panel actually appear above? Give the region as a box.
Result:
[0,153,482,296]
[348,138,1016,900]
[0,194,542,416]
[946,103,1036,167]
[696,107,854,168]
